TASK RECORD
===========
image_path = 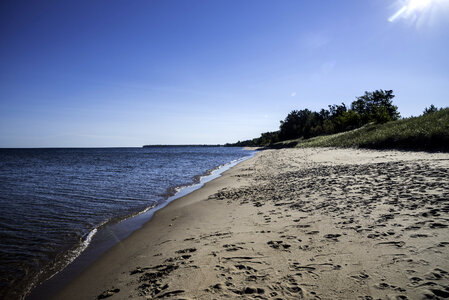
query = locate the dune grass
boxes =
[287,108,449,151]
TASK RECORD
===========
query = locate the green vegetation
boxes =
[295,108,449,151]
[226,90,448,152]
[143,144,222,147]
[279,89,399,141]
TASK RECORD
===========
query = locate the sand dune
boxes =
[54,148,449,299]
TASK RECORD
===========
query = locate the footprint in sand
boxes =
[373,282,406,292]
[350,271,370,282]
[429,222,448,229]
[130,261,187,298]
[229,286,265,296]
[424,268,449,280]
[175,247,197,254]
[223,244,244,252]
[154,290,185,298]
[418,284,449,299]
[306,230,320,235]
[323,233,342,241]
[376,241,405,248]
[97,288,120,299]
[267,240,291,250]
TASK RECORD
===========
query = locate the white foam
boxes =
[81,228,97,250]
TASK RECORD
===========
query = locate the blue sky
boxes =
[1,0,448,147]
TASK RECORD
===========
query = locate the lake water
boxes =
[0,147,252,299]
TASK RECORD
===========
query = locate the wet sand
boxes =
[53,148,449,299]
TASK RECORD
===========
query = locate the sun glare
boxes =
[388,0,449,26]
[408,0,432,10]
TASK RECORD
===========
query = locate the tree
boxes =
[259,131,280,145]
[328,103,347,119]
[279,109,314,140]
[423,104,439,115]
[229,89,402,147]
[351,90,400,124]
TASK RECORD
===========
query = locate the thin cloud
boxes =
[302,33,330,50]
[321,60,337,74]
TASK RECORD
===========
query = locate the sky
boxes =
[1,0,448,147]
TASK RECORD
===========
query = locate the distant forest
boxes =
[226,89,406,147]
[143,144,222,148]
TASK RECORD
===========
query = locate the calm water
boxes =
[0,147,251,299]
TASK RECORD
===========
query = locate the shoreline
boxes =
[48,148,449,299]
[27,152,255,300]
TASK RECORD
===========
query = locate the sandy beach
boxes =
[53,148,449,300]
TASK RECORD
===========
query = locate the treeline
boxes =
[226,89,401,147]
[143,144,222,148]
[296,107,449,151]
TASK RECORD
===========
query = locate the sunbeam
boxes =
[389,0,449,26]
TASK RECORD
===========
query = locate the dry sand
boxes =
[53,148,449,299]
